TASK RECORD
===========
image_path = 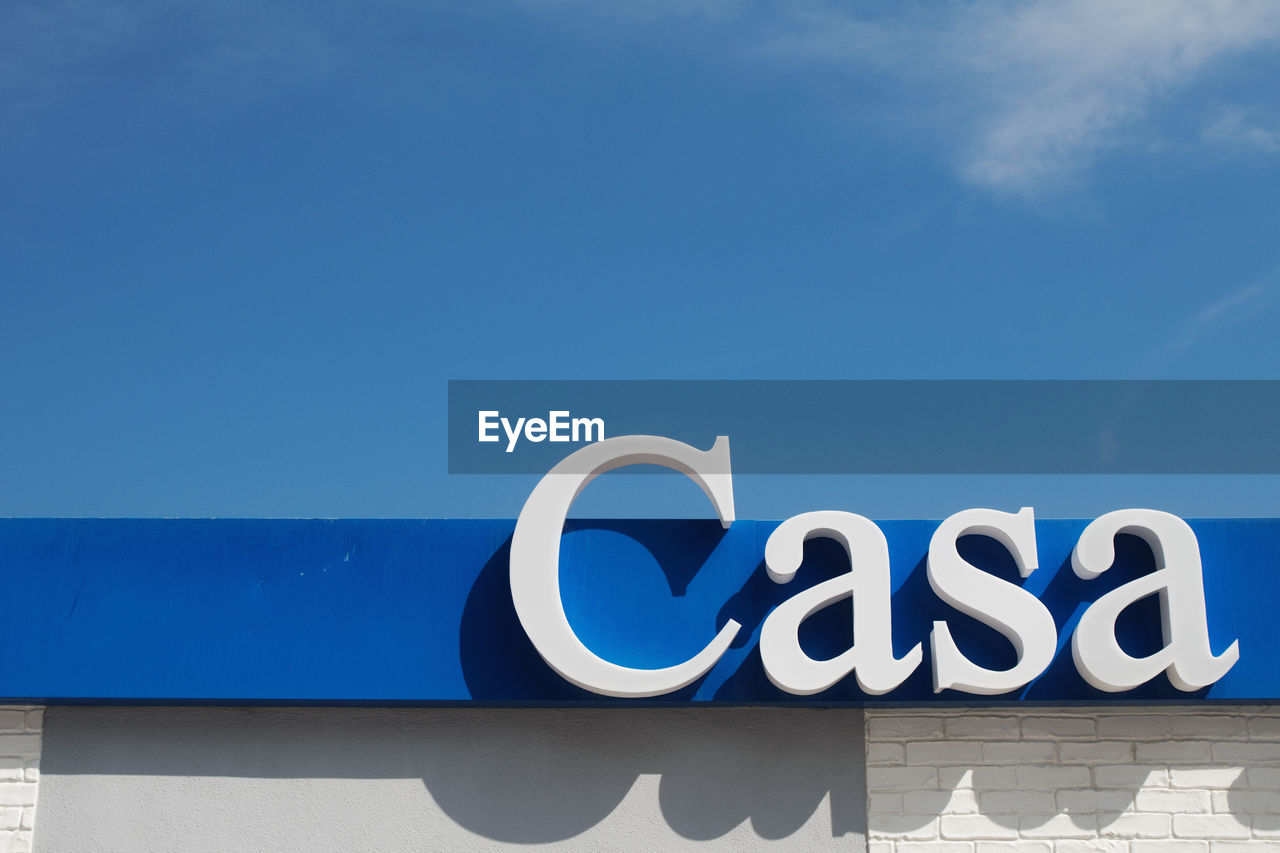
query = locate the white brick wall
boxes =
[0,707,41,853]
[867,707,1280,852]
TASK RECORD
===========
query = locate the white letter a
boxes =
[1071,509,1239,692]
[760,511,921,695]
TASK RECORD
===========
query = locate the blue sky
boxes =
[3,0,1280,519]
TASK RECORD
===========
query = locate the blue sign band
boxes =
[0,518,1270,705]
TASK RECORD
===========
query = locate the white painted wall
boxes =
[25,704,1280,851]
[33,706,866,852]
[0,707,40,853]
[865,706,1280,852]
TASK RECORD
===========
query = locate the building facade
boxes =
[5,705,1280,850]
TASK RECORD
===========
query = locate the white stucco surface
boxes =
[34,706,866,852]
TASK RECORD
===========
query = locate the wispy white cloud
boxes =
[1203,104,1280,153]
[951,0,1280,192]
[5,0,1280,193]
[756,0,1280,194]
[0,1,144,109]
[1143,266,1280,371]
[757,7,892,66]
[0,0,353,135]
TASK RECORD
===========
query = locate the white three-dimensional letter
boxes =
[928,507,1058,695]
[1071,509,1239,692]
[760,511,922,695]
[510,435,738,697]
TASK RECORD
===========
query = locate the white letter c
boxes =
[509,435,739,698]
